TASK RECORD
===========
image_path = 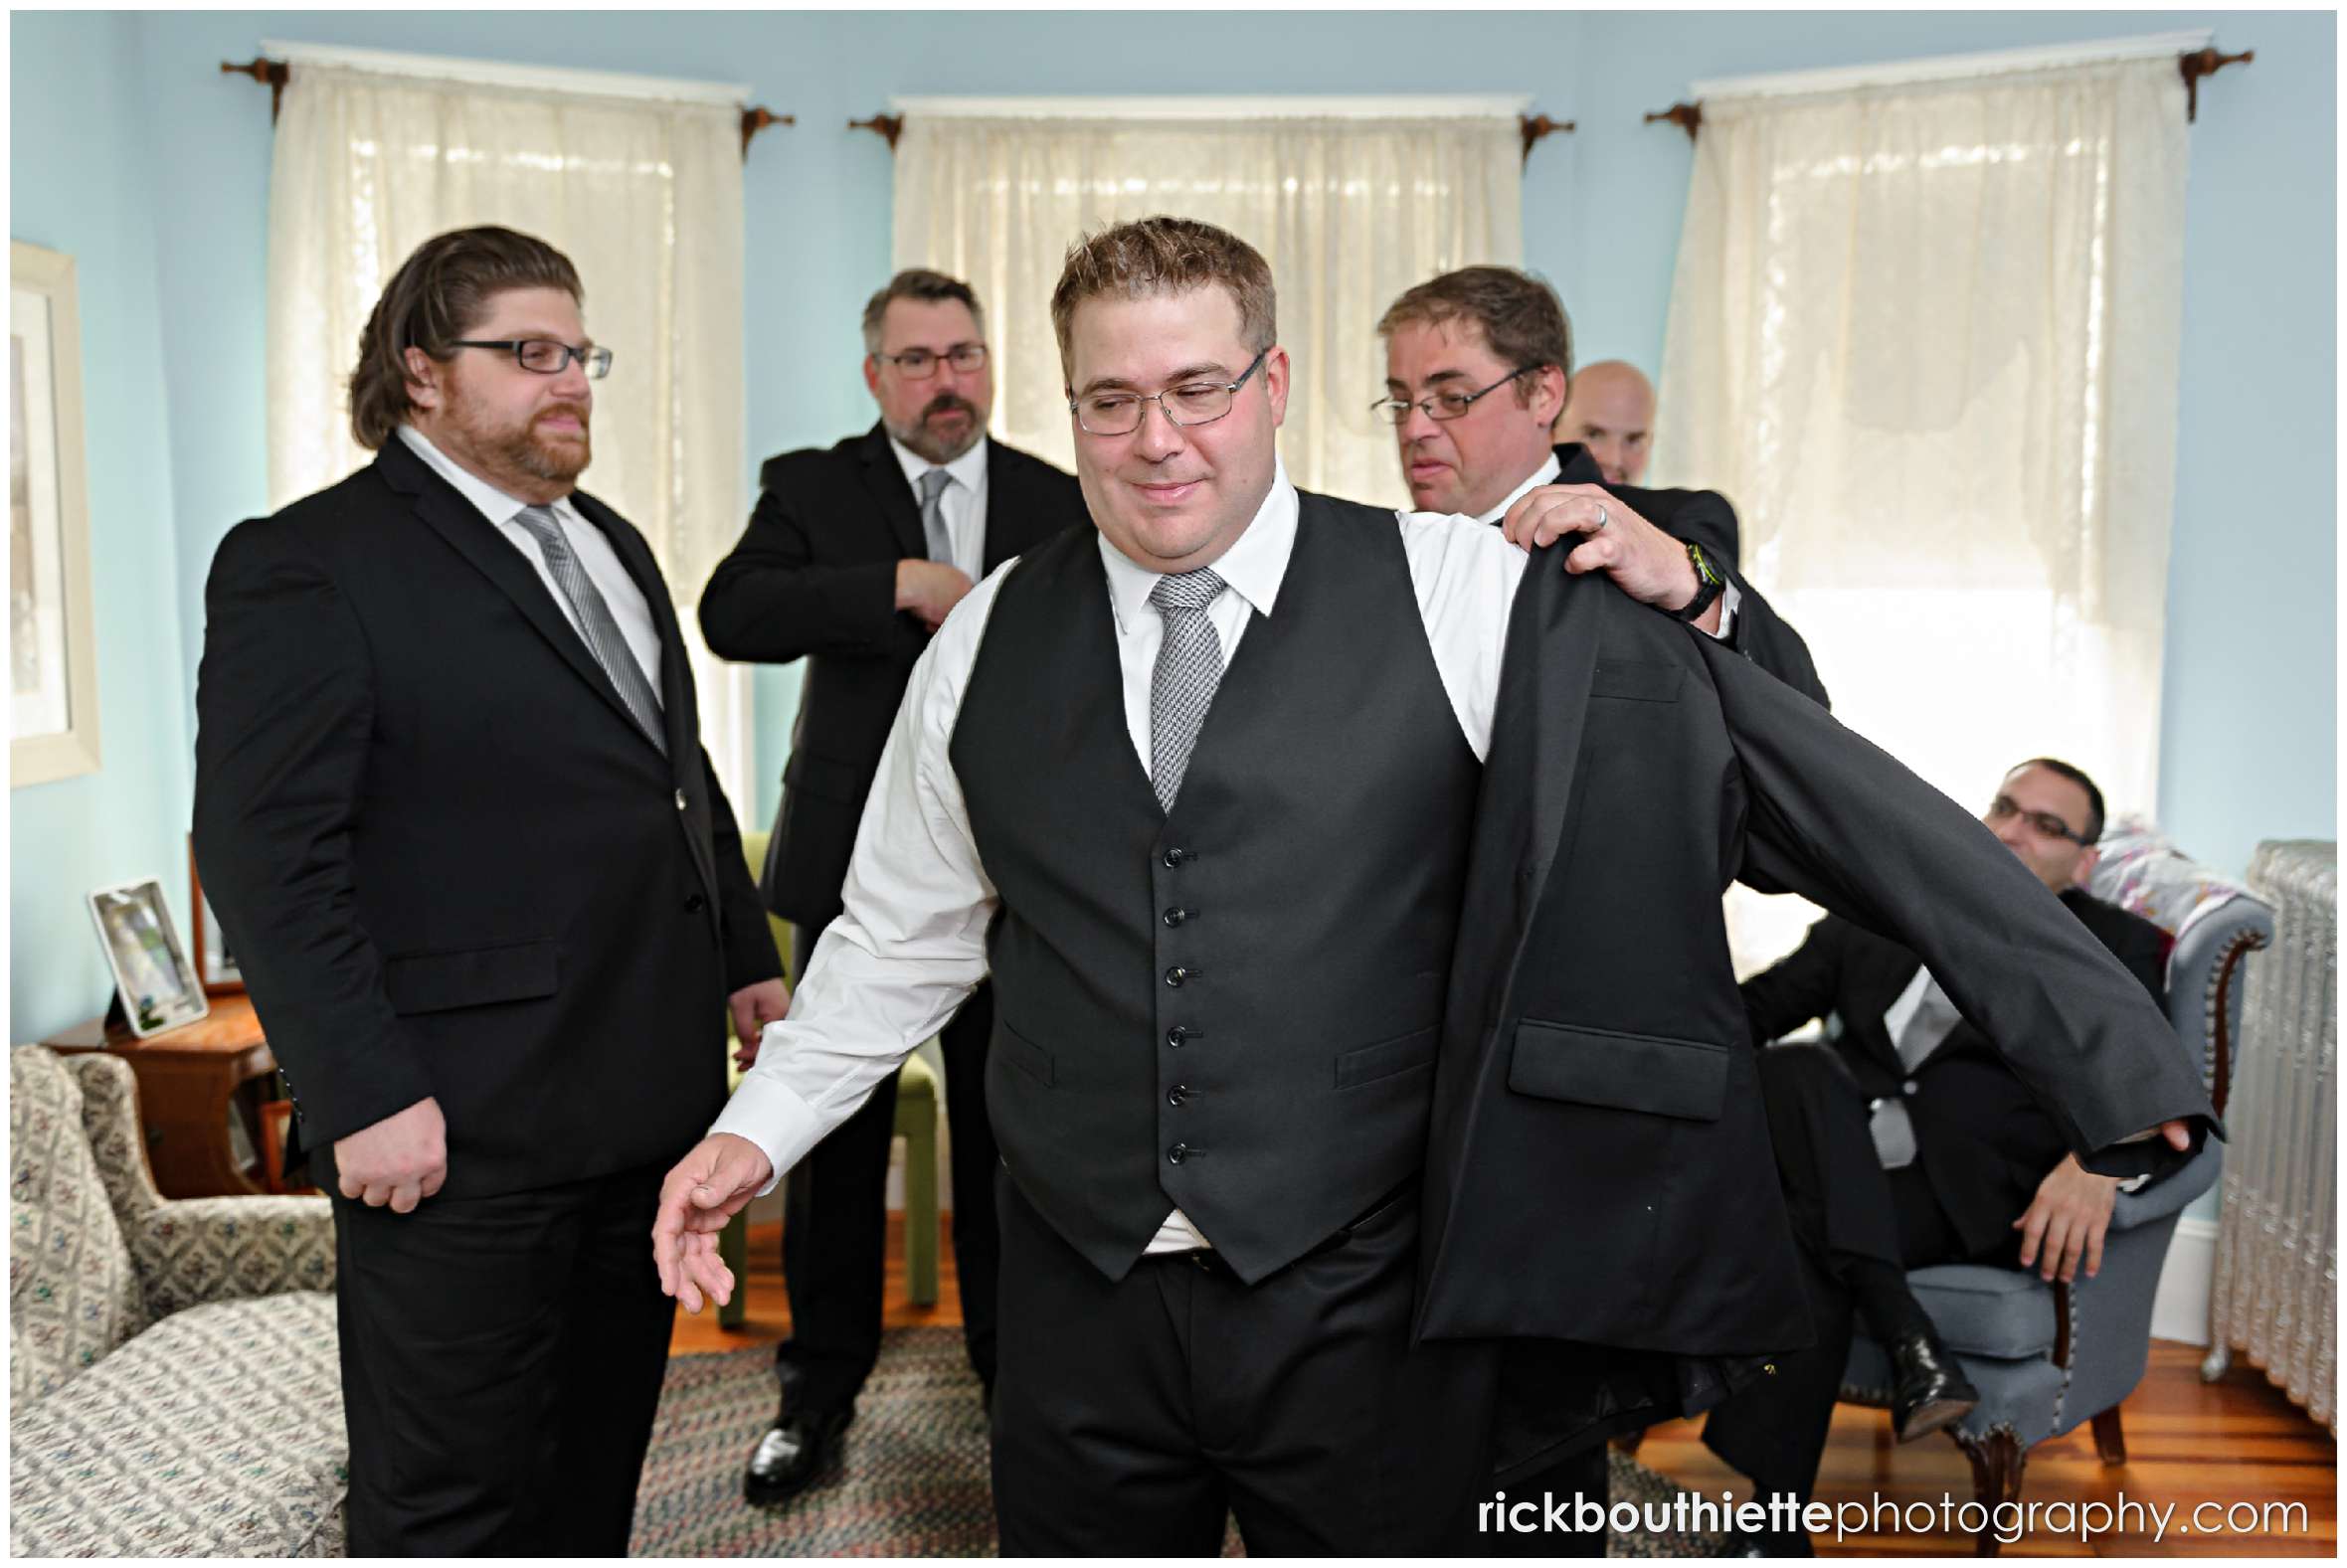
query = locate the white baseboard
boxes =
[2151,1217,2219,1345]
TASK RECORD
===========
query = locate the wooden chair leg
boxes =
[717,1208,749,1330]
[2090,1406,2127,1466]
[1950,1426,2028,1557]
[1610,1428,1649,1457]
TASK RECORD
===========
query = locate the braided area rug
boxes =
[630,1329,1722,1556]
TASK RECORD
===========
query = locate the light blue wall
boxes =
[8,13,195,1041]
[11,12,2333,1040]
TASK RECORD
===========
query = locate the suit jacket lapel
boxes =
[1495,545,1603,987]
[982,442,1025,575]
[858,423,928,561]
[380,442,666,762]
[567,489,697,769]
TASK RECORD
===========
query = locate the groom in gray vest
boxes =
[647,216,1739,1551]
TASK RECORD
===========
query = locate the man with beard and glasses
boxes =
[192,226,785,1553]
[698,268,1087,1503]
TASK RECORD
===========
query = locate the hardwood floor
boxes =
[670,1219,2336,1556]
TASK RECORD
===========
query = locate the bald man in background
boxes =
[1555,359,1656,487]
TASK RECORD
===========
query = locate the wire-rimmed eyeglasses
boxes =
[1070,348,1272,436]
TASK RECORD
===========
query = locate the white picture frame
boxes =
[86,877,210,1039]
[11,241,101,787]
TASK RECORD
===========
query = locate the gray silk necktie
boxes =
[1871,973,1961,1169]
[1148,568,1228,812]
[917,467,956,569]
[511,504,667,756]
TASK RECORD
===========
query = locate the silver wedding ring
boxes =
[1593,503,1610,530]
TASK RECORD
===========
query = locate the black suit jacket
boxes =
[1742,893,2171,1258]
[1413,541,2215,1475]
[192,436,781,1199]
[1547,441,1830,708]
[699,424,1087,927]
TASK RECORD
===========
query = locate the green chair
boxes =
[717,832,939,1329]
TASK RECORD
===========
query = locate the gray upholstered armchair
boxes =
[1837,821,2273,1554]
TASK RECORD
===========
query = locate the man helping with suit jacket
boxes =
[1376,265,1829,709]
[698,269,1089,1503]
[652,216,2209,1555]
[193,227,786,1554]
[1699,757,2172,1552]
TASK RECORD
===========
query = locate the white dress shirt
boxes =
[888,433,992,578]
[714,458,1717,1252]
[396,424,663,693]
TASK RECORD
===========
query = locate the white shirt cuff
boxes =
[710,1065,830,1198]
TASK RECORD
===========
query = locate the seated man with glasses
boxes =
[698,266,1088,1506]
[1701,756,2171,1552]
[1375,265,1828,707]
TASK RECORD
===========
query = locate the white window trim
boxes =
[258,39,745,106]
[889,93,1532,121]
[1692,29,2213,101]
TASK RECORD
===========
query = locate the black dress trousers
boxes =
[989,1169,1501,1556]
[331,1163,675,1555]
[777,918,1002,1416]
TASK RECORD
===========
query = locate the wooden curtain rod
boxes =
[220,57,792,158]
[850,109,1573,160]
[1647,43,2253,141]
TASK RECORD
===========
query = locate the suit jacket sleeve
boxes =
[1693,633,2216,1182]
[705,746,785,991]
[698,461,925,664]
[1737,917,1848,1044]
[191,519,436,1145]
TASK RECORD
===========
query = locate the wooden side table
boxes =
[42,994,276,1198]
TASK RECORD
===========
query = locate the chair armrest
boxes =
[2111,1138,2221,1232]
[129,1195,336,1321]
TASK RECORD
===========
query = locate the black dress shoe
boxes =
[742,1405,851,1506]
[1889,1328,1980,1443]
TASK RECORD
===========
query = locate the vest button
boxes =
[1168,1085,1189,1107]
[1167,1142,1189,1164]
[1163,847,1188,868]
[1167,1026,1189,1047]
[1163,906,1188,927]
[684,892,707,914]
[675,788,688,811]
[1164,966,1188,987]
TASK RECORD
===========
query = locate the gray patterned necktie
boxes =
[510,505,667,756]
[1870,973,1961,1169]
[1149,568,1228,812]
[917,467,956,569]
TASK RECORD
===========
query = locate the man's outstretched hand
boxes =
[651,1132,775,1313]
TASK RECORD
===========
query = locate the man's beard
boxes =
[486,404,592,484]
[888,392,983,465]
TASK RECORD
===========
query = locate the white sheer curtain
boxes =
[1657,56,2190,973]
[266,57,754,800]
[893,100,1525,508]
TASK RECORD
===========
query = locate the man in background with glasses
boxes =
[1376,264,1828,707]
[1705,756,2172,1552]
[654,218,2206,1554]
[193,225,785,1553]
[698,268,1087,1505]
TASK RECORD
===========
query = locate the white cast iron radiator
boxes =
[2203,839,2337,1431]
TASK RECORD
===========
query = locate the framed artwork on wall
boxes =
[11,240,100,788]
[86,877,210,1038]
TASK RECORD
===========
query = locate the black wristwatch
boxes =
[1669,540,1725,623]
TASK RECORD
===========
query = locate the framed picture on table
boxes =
[187,838,244,994]
[85,876,209,1039]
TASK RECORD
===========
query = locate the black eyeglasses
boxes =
[1987,795,2092,845]
[875,343,990,379]
[1070,347,1271,436]
[1371,365,1541,427]
[451,339,614,379]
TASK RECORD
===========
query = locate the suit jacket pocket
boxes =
[1508,1020,1727,1121]
[997,1019,1055,1087]
[1591,658,1684,704]
[1335,1024,1439,1090]
[384,939,561,1016]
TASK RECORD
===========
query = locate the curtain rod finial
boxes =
[741,105,795,159]
[1520,112,1575,165]
[2179,45,2254,122]
[1643,101,1703,142]
[221,57,289,122]
[849,112,905,152]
